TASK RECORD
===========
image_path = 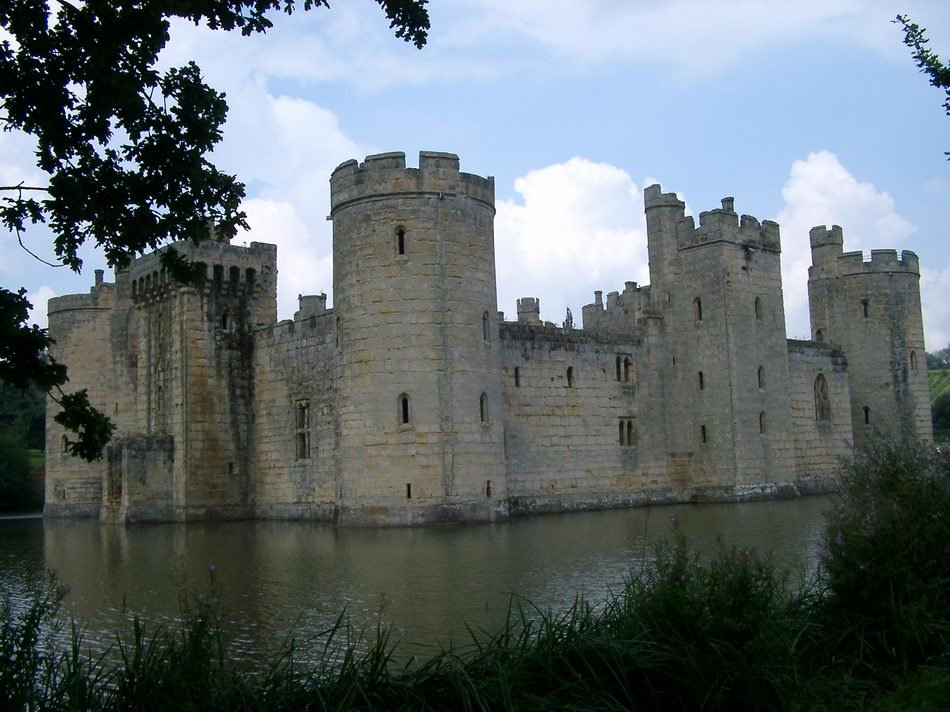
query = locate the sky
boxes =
[4,0,950,349]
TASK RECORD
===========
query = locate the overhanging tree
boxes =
[895,14,950,159]
[0,0,429,460]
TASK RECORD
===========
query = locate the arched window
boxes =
[131,280,137,298]
[482,311,490,341]
[616,356,622,382]
[480,392,488,423]
[221,310,229,331]
[863,406,870,425]
[229,266,240,284]
[618,420,626,446]
[814,374,831,422]
[213,265,224,282]
[514,367,521,387]
[399,394,411,426]
[626,419,634,446]
[245,268,256,288]
[754,297,762,321]
[861,299,869,319]
[61,434,69,455]
[694,297,703,321]
[396,226,407,256]
[815,329,824,342]
[759,411,766,434]
[567,366,574,388]
[910,351,917,371]
[757,366,765,389]
[623,357,633,383]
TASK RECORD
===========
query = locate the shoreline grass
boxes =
[3,438,949,710]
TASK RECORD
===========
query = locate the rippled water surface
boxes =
[0,497,831,662]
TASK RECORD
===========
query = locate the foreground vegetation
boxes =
[2,439,950,710]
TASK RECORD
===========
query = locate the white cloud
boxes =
[243,198,332,319]
[449,0,948,77]
[494,157,650,324]
[27,285,57,329]
[775,150,917,337]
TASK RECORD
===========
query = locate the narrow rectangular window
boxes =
[295,399,311,459]
[698,371,704,390]
[406,482,412,499]
[701,425,707,444]
[514,367,521,387]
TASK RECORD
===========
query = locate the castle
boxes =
[44,151,934,525]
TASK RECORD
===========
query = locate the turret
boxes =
[807,228,931,447]
[330,151,506,524]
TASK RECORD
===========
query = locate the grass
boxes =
[930,368,950,402]
[2,438,949,710]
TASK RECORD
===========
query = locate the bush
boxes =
[819,439,950,667]
[0,430,38,512]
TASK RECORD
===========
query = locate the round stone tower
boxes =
[330,151,507,524]
[808,226,932,448]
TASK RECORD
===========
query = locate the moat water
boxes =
[1,497,832,664]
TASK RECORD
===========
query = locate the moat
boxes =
[1,496,830,663]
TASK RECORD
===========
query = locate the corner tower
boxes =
[808,227,932,447]
[330,151,507,524]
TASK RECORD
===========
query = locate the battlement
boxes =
[644,184,686,215]
[294,293,328,321]
[675,197,780,253]
[329,151,495,214]
[581,281,652,332]
[126,240,277,303]
[835,249,920,277]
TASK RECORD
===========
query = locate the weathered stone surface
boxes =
[44,155,933,526]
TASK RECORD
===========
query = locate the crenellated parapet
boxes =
[581,282,653,332]
[808,224,919,278]
[675,198,781,254]
[330,151,495,214]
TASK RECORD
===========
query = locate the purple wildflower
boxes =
[209,564,217,574]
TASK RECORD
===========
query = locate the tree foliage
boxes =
[927,346,950,371]
[0,0,429,460]
[895,14,950,159]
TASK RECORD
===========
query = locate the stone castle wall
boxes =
[44,151,934,526]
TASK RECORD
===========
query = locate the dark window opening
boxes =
[228,462,234,475]
[213,265,224,283]
[396,227,406,255]
[623,357,633,383]
[618,420,626,446]
[514,367,521,387]
[229,266,241,284]
[698,371,704,390]
[221,311,229,331]
[672,355,676,366]
[406,483,412,499]
[861,299,869,319]
[815,329,824,342]
[567,366,574,388]
[486,480,492,497]
[754,297,762,320]
[694,297,703,321]
[910,351,917,371]
[757,366,764,389]
[616,356,622,381]
[627,420,634,446]
[245,268,256,288]
[815,374,831,422]
[701,425,707,444]
[863,406,870,425]
[400,394,411,426]
[759,411,766,435]
[482,311,490,341]
[295,400,311,459]
[61,434,69,455]
[480,392,488,423]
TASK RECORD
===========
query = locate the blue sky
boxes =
[3,0,950,348]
